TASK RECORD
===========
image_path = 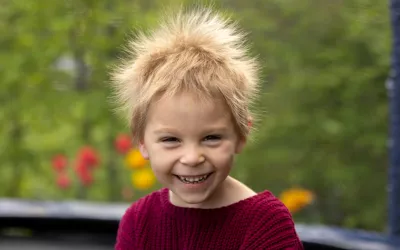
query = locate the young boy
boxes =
[111,7,303,250]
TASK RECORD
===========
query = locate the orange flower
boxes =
[125,149,148,169]
[131,168,156,190]
[279,188,314,213]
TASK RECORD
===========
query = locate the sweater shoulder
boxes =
[123,188,164,219]
[240,190,304,249]
[248,190,292,219]
[118,188,164,233]
[246,190,296,230]
[115,189,164,250]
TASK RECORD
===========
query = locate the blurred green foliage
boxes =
[0,0,390,232]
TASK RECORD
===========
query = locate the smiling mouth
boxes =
[174,173,213,184]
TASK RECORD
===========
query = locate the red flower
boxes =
[115,134,132,154]
[56,173,70,189]
[75,161,93,186]
[77,146,99,168]
[52,154,68,172]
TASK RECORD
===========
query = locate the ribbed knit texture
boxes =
[115,188,304,249]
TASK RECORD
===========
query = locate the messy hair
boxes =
[110,7,260,145]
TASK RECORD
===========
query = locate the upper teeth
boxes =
[178,174,209,183]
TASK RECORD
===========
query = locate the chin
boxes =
[172,188,215,208]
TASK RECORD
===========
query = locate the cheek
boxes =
[147,155,171,182]
[147,147,176,171]
[208,143,236,168]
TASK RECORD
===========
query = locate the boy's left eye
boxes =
[203,135,221,141]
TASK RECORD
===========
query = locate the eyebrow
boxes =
[153,127,180,135]
[203,127,229,134]
[153,126,229,135]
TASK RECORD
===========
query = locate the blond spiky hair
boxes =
[110,7,260,145]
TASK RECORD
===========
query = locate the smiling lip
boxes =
[175,173,212,178]
[174,172,214,185]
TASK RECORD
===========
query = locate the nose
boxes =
[179,145,205,166]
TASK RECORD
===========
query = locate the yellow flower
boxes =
[279,188,314,214]
[125,149,148,169]
[131,168,156,190]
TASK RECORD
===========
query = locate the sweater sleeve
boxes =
[115,204,136,250]
[240,199,304,250]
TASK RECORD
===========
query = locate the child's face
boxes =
[139,91,246,208]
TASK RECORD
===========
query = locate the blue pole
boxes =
[389,0,400,238]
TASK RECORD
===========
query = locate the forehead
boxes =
[146,91,233,129]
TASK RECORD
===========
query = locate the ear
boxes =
[235,136,247,154]
[138,140,149,160]
[247,116,253,129]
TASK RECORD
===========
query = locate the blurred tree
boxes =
[0,0,391,232]
[225,0,390,231]
[0,0,173,201]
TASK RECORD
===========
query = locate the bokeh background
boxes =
[0,0,390,233]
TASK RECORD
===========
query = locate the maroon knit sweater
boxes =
[115,188,304,249]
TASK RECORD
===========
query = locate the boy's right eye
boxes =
[160,137,179,143]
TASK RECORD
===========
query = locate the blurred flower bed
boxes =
[51,133,156,201]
